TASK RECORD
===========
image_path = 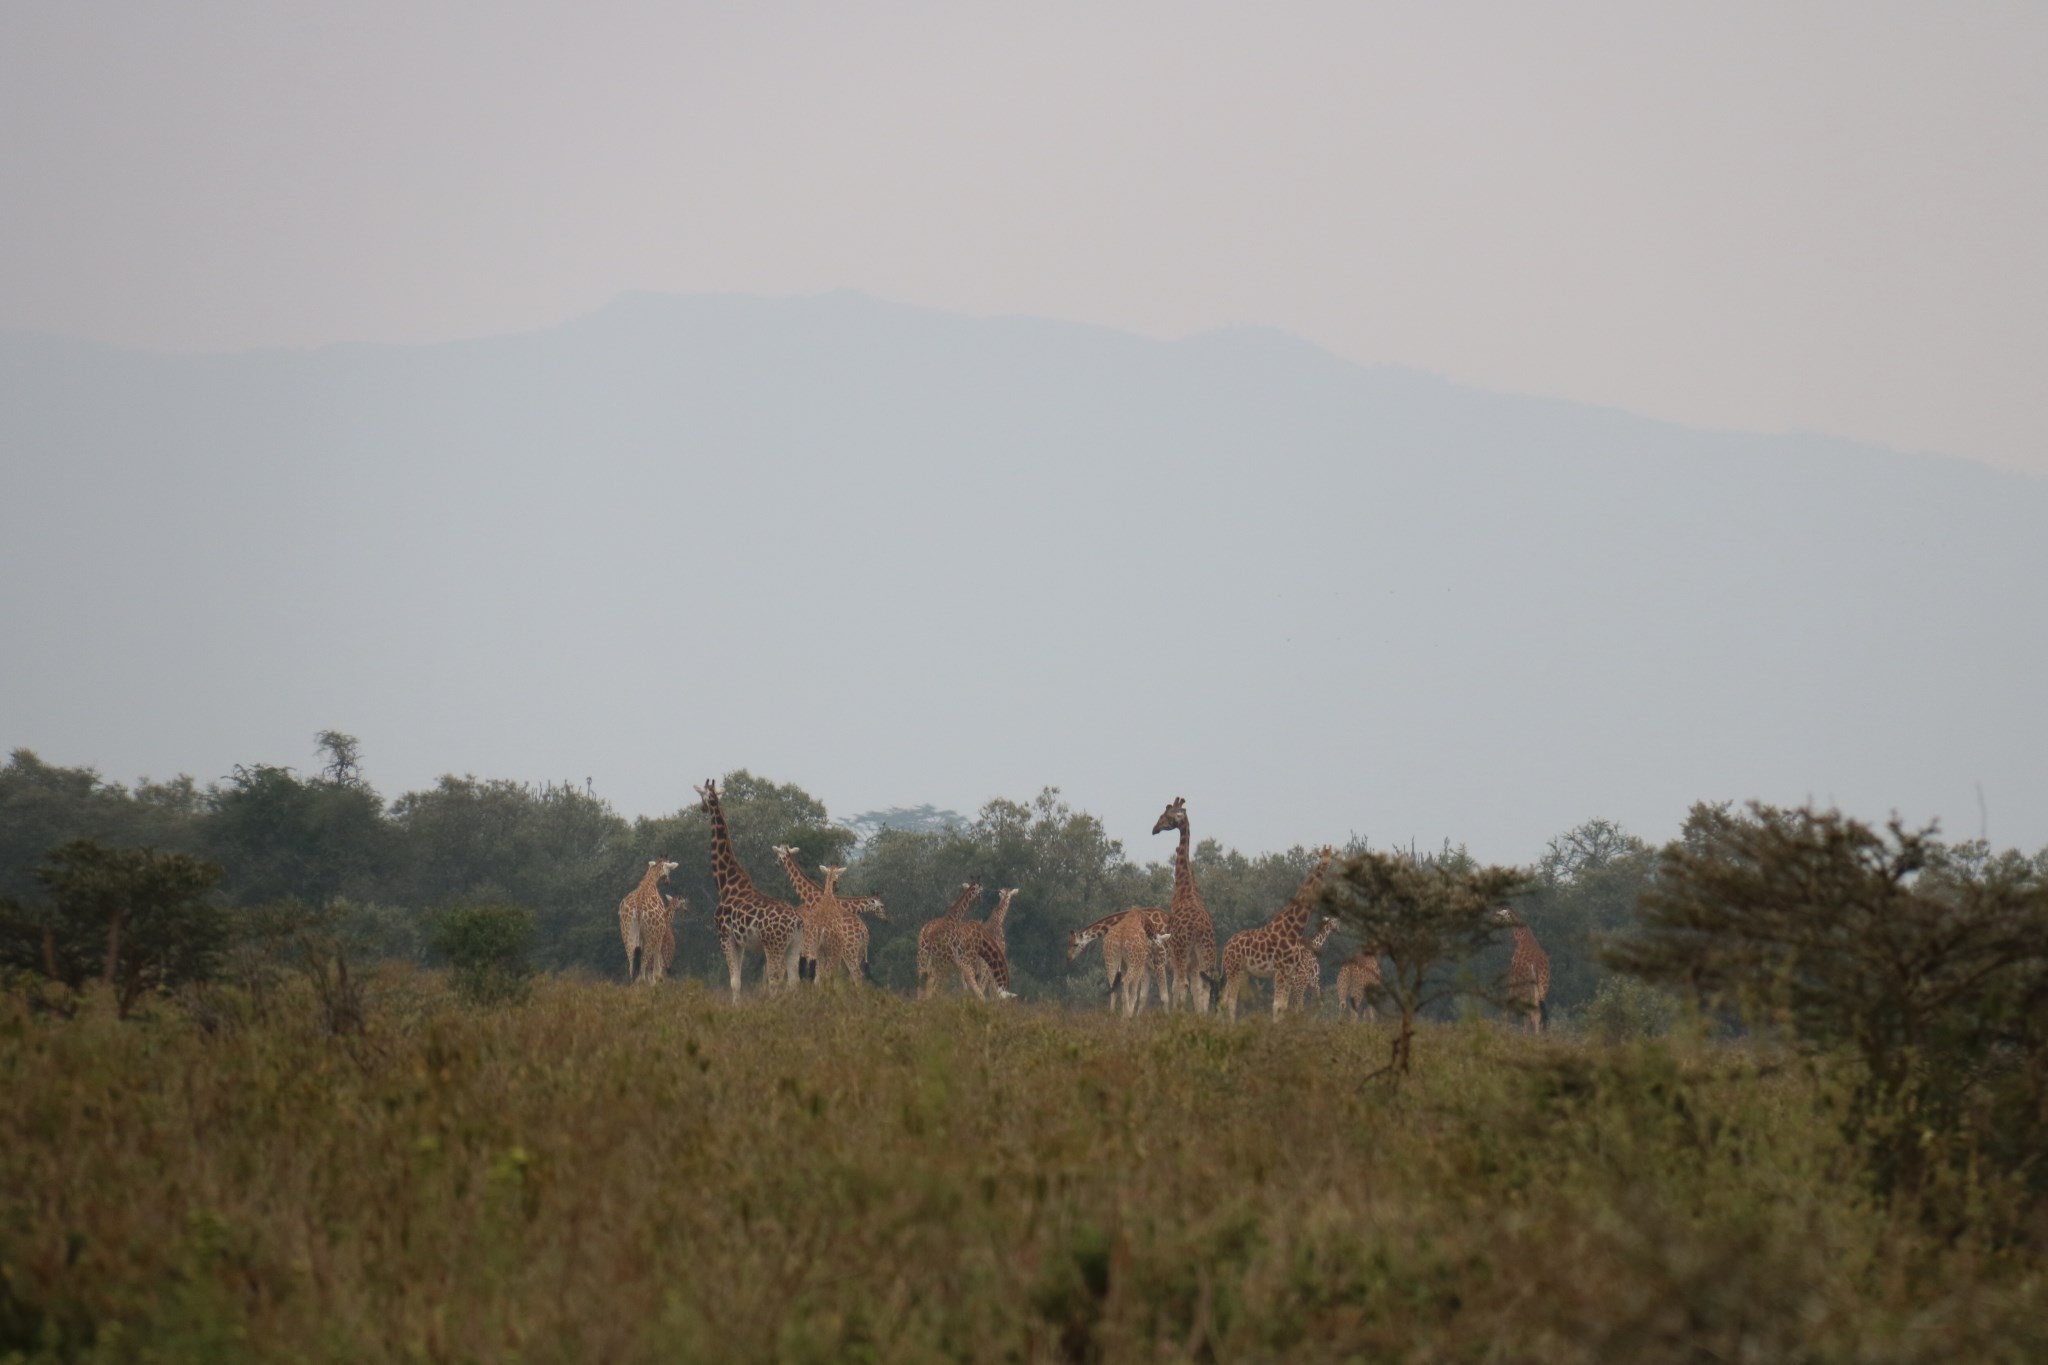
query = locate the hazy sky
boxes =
[3,2,2043,474]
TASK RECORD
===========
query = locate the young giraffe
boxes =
[1496,904,1552,1033]
[1336,945,1384,1021]
[1067,908,1172,1016]
[652,893,683,982]
[617,858,678,984]
[694,779,804,999]
[1277,916,1340,1013]
[817,865,889,981]
[957,888,1018,999]
[917,880,983,999]
[1152,797,1220,1011]
[1217,845,1337,1021]
[770,845,833,982]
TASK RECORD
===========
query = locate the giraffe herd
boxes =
[621,786,1553,1029]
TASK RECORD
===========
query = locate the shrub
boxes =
[1579,975,1677,1044]
[428,902,536,1005]
[1607,801,2048,1217]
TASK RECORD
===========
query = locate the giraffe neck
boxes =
[705,794,756,901]
[942,883,980,919]
[1074,909,1128,941]
[1309,919,1337,953]
[1513,924,1539,954]
[632,863,664,902]
[1275,850,1334,937]
[777,850,823,905]
[1171,822,1202,913]
[987,890,1015,933]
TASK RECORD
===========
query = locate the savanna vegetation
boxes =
[5,736,2048,1361]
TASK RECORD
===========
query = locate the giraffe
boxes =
[652,893,683,982]
[1496,904,1551,1033]
[1153,797,1220,1011]
[917,880,983,999]
[1336,945,1384,1021]
[771,844,834,981]
[1066,908,1171,1016]
[771,846,884,982]
[694,779,804,999]
[617,858,678,984]
[1277,916,1340,1013]
[1217,845,1336,1021]
[957,888,1018,999]
[955,927,1015,1000]
[817,864,889,981]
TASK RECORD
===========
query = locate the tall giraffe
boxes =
[1496,905,1551,1033]
[917,880,983,999]
[1336,944,1384,1021]
[816,865,889,981]
[1277,916,1340,1013]
[1217,845,1336,1021]
[1152,797,1220,1011]
[957,888,1017,999]
[617,858,678,984]
[1067,907,1172,1016]
[694,779,804,999]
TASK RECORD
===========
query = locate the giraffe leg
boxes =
[721,936,745,1001]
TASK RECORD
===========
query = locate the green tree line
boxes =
[0,736,1646,1013]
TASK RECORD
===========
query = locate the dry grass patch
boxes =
[3,974,2044,1362]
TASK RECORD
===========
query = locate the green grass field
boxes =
[4,974,2043,1363]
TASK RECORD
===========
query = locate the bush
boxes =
[1579,975,1677,1044]
[428,902,536,1005]
[1607,801,2048,1220]
[0,839,227,1017]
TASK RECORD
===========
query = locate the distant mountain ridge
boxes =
[4,290,2043,859]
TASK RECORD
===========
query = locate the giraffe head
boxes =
[650,857,679,885]
[1066,922,1103,962]
[1152,797,1188,837]
[823,867,890,920]
[1493,903,1522,927]
[662,893,686,914]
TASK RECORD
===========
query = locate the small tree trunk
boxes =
[102,907,126,988]
[1393,1004,1416,1074]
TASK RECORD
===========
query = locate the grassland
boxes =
[4,974,2044,1363]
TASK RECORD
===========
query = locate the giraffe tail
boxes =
[1105,970,1123,998]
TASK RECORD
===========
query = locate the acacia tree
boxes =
[1606,802,2048,1206]
[1318,848,1527,1075]
[0,839,227,1017]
